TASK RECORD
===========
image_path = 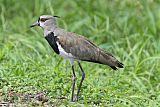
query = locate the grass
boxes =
[0,0,160,106]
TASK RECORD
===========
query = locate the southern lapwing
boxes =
[30,15,124,102]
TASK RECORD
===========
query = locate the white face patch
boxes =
[39,21,45,28]
[39,16,49,28]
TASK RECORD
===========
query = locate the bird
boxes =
[30,15,124,102]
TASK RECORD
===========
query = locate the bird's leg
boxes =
[76,62,85,101]
[71,65,76,102]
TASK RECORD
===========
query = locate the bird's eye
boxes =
[40,18,48,22]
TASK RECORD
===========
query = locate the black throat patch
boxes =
[45,32,60,54]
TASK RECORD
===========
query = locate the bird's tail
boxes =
[98,49,124,70]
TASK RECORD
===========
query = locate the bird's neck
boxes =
[44,25,57,37]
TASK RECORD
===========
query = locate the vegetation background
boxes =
[0,0,160,106]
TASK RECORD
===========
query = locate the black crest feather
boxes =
[53,16,60,18]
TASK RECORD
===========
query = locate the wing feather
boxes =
[57,32,99,61]
[55,30,123,70]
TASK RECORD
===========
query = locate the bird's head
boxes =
[30,15,60,29]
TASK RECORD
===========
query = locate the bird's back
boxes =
[54,28,123,70]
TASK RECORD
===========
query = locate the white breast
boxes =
[56,42,75,64]
[56,42,72,58]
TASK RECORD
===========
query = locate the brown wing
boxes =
[57,31,123,70]
[57,32,99,61]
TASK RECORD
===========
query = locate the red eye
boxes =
[40,18,47,22]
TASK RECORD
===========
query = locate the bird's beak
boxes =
[30,21,40,27]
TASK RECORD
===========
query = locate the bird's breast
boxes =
[56,41,75,59]
[45,32,59,54]
[45,32,74,59]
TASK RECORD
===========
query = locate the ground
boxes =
[0,0,160,106]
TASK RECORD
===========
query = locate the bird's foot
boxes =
[71,96,78,102]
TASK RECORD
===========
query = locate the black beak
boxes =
[30,21,40,27]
